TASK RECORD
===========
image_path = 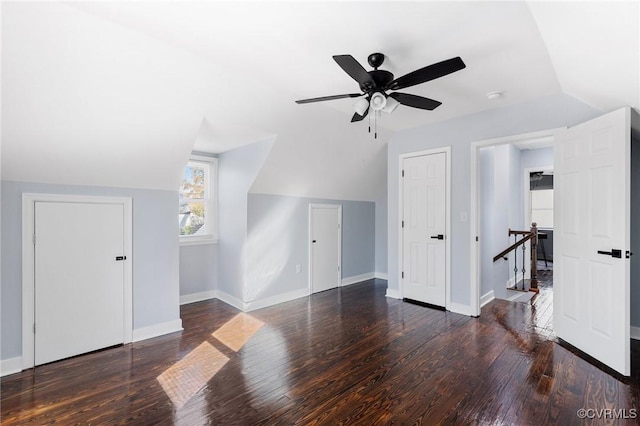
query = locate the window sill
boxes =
[179,236,219,247]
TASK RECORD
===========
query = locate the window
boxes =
[179,155,217,244]
[530,189,553,228]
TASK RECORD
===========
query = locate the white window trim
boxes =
[180,155,218,246]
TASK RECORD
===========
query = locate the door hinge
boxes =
[401,271,404,279]
[33,234,36,245]
[402,170,405,177]
[338,265,340,271]
[402,220,404,228]
[476,236,479,242]
[33,323,36,333]
[627,250,634,259]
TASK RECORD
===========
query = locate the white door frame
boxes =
[470,128,563,316]
[398,147,451,309]
[308,203,342,294]
[22,193,133,369]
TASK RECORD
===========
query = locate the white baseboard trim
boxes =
[385,288,401,299]
[213,290,246,311]
[1,357,23,377]
[631,326,640,341]
[506,276,516,289]
[447,302,475,317]
[180,290,217,305]
[375,272,388,280]
[133,319,183,343]
[480,290,495,308]
[341,272,376,286]
[246,288,310,312]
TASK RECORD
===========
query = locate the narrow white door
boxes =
[310,205,341,293]
[35,201,126,365]
[402,152,447,306]
[554,107,630,376]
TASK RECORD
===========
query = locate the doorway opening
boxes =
[471,128,560,315]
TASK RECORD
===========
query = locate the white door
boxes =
[402,152,447,306]
[554,107,630,376]
[310,204,341,293]
[35,201,126,365]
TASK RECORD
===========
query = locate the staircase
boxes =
[493,223,539,293]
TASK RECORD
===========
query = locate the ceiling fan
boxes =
[295,53,466,124]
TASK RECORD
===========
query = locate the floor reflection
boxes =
[158,313,264,410]
[157,342,229,409]
[212,313,265,352]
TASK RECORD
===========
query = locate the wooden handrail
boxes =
[492,223,539,293]
[493,233,534,262]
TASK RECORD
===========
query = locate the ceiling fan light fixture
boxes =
[353,97,369,116]
[382,96,400,114]
[370,92,387,111]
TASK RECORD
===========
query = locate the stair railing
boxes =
[493,222,539,293]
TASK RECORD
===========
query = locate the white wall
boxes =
[217,138,274,301]
[386,93,600,311]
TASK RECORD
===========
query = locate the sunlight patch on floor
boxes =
[212,313,265,352]
[157,342,229,409]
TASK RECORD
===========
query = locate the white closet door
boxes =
[35,201,126,365]
[402,152,447,307]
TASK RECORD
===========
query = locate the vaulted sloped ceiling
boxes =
[1,1,638,199]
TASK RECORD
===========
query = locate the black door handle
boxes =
[115,256,127,261]
[430,234,444,240]
[597,249,622,258]
[312,240,317,243]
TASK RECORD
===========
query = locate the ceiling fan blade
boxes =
[333,55,374,87]
[389,92,442,110]
[388,57,466,90]
[351,108,369,122]
[295,93,362,104]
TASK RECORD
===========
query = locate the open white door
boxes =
[554,107,630,376]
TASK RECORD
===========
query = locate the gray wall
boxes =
[246,194,375,302]
[521,147,554,171]
[218,138,274,300]
[479,147,495,298]
[375,193,388,275]
[479,145,524,299]
[1,181,180,360]
[387,93,600,308]
[179,244,217,297]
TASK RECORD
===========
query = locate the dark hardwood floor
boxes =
[2,276,640,425]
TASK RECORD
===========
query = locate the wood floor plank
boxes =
[2,277,639,425]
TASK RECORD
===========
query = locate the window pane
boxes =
[179,201,206,236]
[180,163,208,201]
[531,189,553,209]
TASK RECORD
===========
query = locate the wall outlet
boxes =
[296,264,301,274]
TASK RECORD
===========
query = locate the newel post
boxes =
[530,222,539,293]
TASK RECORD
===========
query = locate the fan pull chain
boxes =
[374,110,378,139]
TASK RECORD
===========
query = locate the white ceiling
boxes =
[2,1,638,200]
